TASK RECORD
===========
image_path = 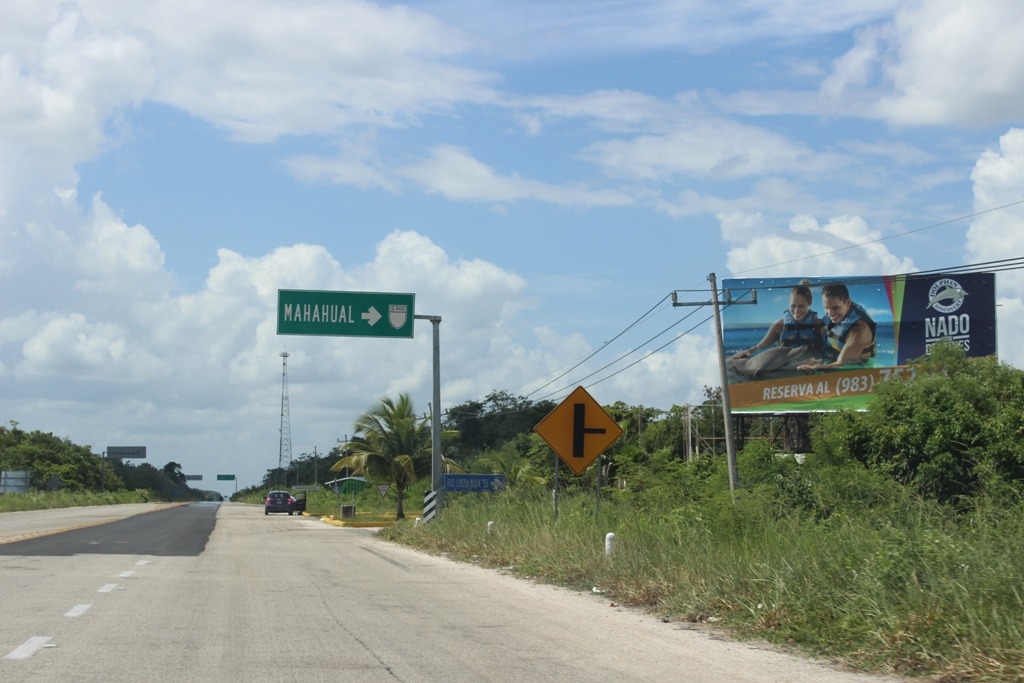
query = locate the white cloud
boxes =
[424,0,899,58]
[583,118,838,181]
[0,225,582,485]
[966,129,1024,293]
[400,145,635,207]
[133,0,497,142]
[0,7,155,239]
[964,128,1024,367]
[3,0,1021,489]
[285,152,398,192]
[822,0,1024,126]
[723,212,915,278]
[1,0,499,160]
[0,6,154,157]
[18,313,169,381]
[525,89,677,133]
[74,196,169,295]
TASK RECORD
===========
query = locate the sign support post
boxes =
[534,386,623,521]
[415,315,443,496]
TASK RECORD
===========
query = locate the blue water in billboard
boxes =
[724,322,897,368]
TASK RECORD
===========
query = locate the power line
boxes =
[516,256,1024,412]
[523,292,672,399]
[484,202,1024,417]
[532,305,710,403]
[584,312,716,392]
[732,199,1024,277]
[705,256,1024,295]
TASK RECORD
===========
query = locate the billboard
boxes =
[722,273,996,413]
[0,471,31,493]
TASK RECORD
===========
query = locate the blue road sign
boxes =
[440,473,506,493]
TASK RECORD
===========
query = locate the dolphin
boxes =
[729,346,814,379]
[927,286,968,309]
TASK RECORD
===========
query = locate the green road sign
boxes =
[216,474,235,481]
[106,446,146,459]
[277,289,415,338]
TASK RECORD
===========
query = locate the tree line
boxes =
[19,339,1022,513]
[258,340,1024,518]
[0,421,214,501]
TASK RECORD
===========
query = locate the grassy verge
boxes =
[379,487,1024,682]
[0,489,160,512]
[238,485,422,522]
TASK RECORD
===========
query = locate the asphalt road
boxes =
[0,503,908,682]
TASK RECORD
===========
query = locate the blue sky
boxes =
[3,0,1024,495]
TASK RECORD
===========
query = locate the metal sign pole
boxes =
[415,315,443,494]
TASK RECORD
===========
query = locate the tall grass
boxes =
[0,489,158,512]
[381,485,1024,681]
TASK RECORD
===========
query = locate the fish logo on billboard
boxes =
[388,304,408,330]
[926,278,968,314]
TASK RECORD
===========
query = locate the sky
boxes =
[3,0,1024,496]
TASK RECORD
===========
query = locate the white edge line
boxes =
[5,636,53,660]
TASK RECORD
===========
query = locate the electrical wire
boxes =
[569,312,716,394]
[732,199,1024,277]
[531,305,708,403]
[700,256,1024,294]
[522,292,672,399]
[463,201,1024,419]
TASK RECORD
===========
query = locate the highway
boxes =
[0,503,905,682]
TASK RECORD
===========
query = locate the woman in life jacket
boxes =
[798,282,876,373]
[729,280,824,378]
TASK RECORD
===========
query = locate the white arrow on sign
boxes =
[362,306,382,326]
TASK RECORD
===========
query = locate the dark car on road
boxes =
[264,490,296,515]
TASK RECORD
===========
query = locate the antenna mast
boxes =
[278,351,292,487]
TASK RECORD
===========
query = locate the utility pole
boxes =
[672,274,756,496]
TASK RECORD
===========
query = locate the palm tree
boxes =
[478,444,547,489]
[330,393,432,519]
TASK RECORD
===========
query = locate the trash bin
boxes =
[340,505,356,519]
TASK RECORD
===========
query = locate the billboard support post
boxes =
[672,274,757,498]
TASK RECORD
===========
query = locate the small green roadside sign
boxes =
[216,474,235,481]
[277,290,415,339]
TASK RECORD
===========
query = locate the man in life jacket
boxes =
[797,282,876,372]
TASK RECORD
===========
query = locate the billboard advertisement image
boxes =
[721,273,997,413]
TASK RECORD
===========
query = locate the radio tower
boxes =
[278,351,293,487]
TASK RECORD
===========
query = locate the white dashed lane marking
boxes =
[64,604,92,618]
[5,636,52,660]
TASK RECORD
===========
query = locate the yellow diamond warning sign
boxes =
[534,386,623,475]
